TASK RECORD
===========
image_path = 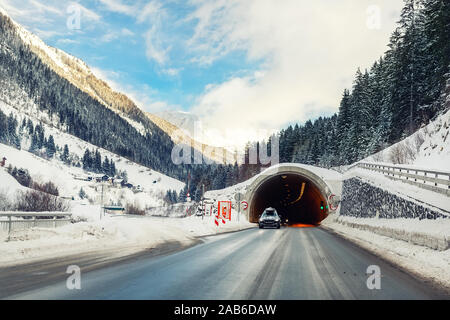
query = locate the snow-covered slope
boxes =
[0,94,184,209]
[363,101,450,171]
[0,167,27,198]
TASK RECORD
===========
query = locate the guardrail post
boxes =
[435,173,438,186]
[7,214,11,242]
[53,216,57,228]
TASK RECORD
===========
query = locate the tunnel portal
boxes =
[246,166,332,225]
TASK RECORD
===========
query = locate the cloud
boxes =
[90,67,179,113]
[162,68,182,76]
[101,28,134,42]
[72,2,102,22]
[33,28,65,39]
[137,1,162,23]
[57,38,79,44]
[145,24,170,65]
[187,0,404,147]
[98,0,136,16]
[29,0,63,16]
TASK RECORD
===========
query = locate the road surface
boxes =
[2,227,446,299]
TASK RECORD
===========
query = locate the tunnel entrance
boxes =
[246,167,331,225]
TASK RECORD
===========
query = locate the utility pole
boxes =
[100,183,104,220]
[201,184,205,220]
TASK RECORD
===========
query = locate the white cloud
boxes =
[145,24,170,65]
[72,2,102,22]
[137,1,162,23]
[30,0,63,16]
[57,38,79,44]
[100,28,134,42]
[121,28,134,36]
[163,68,182,76]
[33,28,65,39]
[90,67,179,113]
[98,0,135,16]
[188,0,404,147]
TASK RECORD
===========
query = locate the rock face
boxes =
[340,178,447,220]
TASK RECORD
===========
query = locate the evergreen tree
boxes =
[82,149,92,170]
[61,144,70,163]
[46,135,56,157]
[79,187,87,200]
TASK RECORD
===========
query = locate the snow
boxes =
[333,215,450,240]
[0,97,184,208]
[0,207,255,267]
[322,215,450,290]
[345,167,450,214]
[364,108,450,172]
[0,168,27,198]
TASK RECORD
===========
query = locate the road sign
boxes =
[241,201,248,211]
[328,194,340,211]
[216,201,231,226]
[234,193,244,201]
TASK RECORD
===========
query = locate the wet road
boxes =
[4,227,446,299]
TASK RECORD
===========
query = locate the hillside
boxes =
[147,112,236,164]
[0,9,185,180]
[3,9,226,167]
[0,97,184,209]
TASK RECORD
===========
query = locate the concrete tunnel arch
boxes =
[245,165,334,225]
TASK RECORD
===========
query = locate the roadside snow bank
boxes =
[0,210,255,267]
[322,215,450,291]
[333,216,450,251]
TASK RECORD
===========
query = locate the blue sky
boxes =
[0,0,404,147]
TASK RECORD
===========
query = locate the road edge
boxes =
[320,224,450,298]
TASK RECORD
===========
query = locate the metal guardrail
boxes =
[0,212,72,240]
[350,162,450,196]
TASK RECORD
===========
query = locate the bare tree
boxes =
[16,190,69,212]
[0,190,15,210]
[389,141,415,164]
[126,201,145,216]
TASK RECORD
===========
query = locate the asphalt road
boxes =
[3,226,447,299]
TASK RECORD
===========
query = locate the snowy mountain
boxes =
[0,9,187,180]
[1,8,228,166]
[149,112,236,164]
[9,10,150,136]
[156,111,200,134]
